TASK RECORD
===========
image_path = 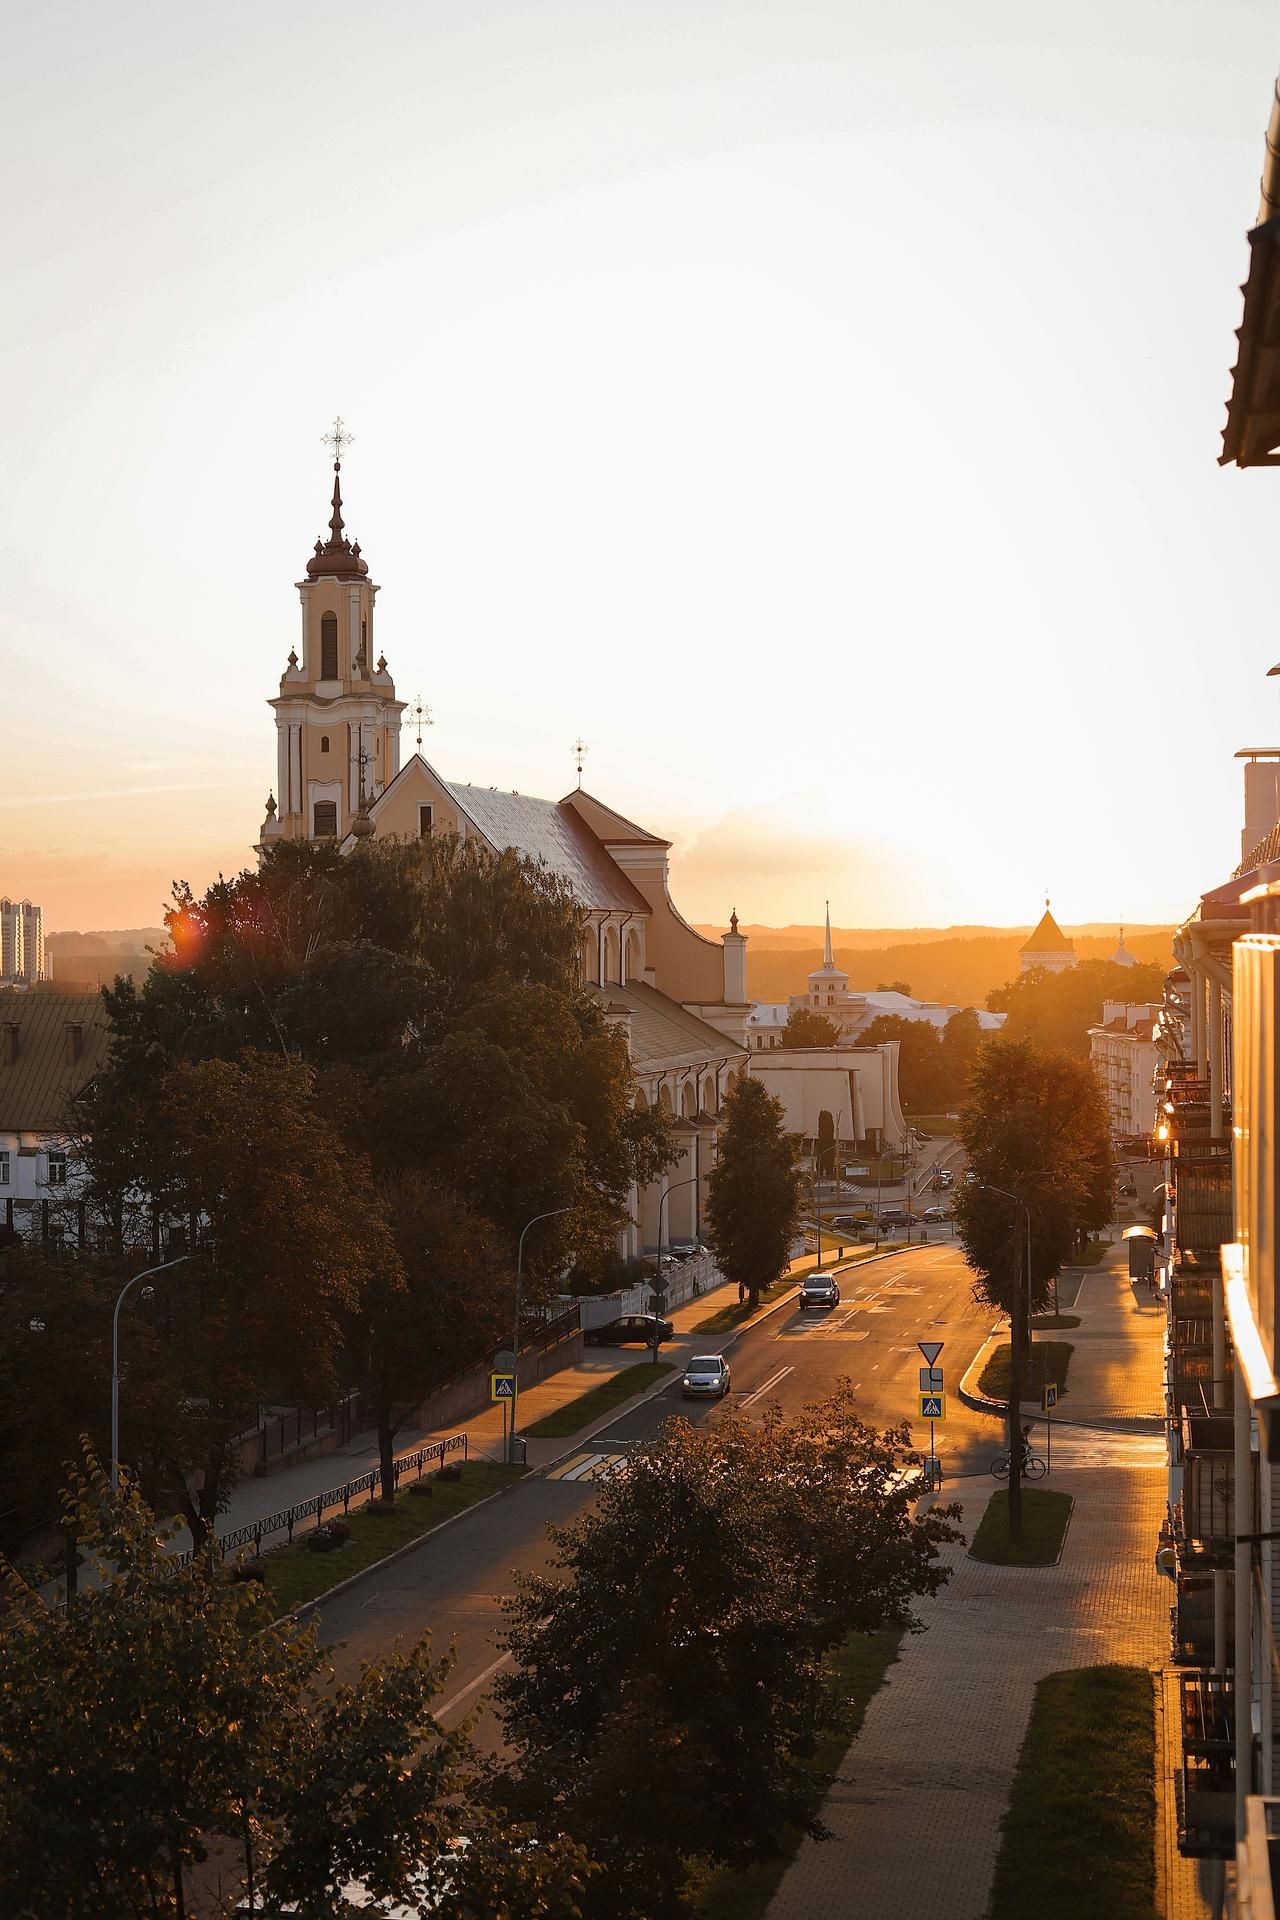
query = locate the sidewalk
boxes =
[765,1241,1210,1920]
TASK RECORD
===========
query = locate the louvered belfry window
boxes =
[313,801,338,837]
[320,613,338,680]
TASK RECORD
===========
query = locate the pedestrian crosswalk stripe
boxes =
[546,1450,630,1483]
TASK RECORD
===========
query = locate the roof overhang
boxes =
[1221,215,1280,466]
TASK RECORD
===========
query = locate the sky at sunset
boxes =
[4,2,1280,933]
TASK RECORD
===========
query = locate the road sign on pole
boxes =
[918,1340,944,1366]
[919,1366,945,1393]
[919,1393,945,1420]
[1042,1383,1058,1412]
[490,1372,516,1402]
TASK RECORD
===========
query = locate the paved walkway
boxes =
[766,1246,1214,1920]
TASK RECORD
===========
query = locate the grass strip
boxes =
[1031,1313,1081,1330]
[691,1627,904,1920]
[979,1339,1075,1404]
[1076,1237,1113,1266]
[523,1363,674,1437]
[261,1460,526,1613]
[969,1487,1073,1567]
[988,1665,1157,1920]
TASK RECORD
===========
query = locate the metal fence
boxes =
[173,1430,469,1567]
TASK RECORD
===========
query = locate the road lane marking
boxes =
[436,1651,512,1721]
[545,1450,631,1483]
[740,1365,794,1407]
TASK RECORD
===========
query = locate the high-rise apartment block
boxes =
[0,899,44,985]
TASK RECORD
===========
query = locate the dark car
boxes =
[878,1209,917,1229]
[583,1312,674,1346]
[798,1272,841,1310]
[921,1206,949,1223]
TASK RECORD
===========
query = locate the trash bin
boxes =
[509,1434,527,1467]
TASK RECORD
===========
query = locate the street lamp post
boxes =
[111,1254,192,1491]
[510,1207,572,1464]
[654,1176,699,1362]
[978,1183,1033,1536]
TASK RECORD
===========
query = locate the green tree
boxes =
[951,1038,1113,1532]
[497,1395,959,1918]
[0,1454,588,1920]
[986,958,1166,1059]
[938,1005,985,1103]
[780,1007,840,1048]
[860,1014,946,1110]
[704,1077,803,1307]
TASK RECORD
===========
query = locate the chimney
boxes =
[65,1022,83,1066]
[2,1022,17,1065]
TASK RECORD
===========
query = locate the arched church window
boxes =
[320,613,338,680]
[320,735,330,753]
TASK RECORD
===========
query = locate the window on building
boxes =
[320,612,338,680]
[46,1150,67,1187]
[313,800,338,837]
[419,804,434,837]
[0,1149,8,1184]
[320,735,330,753]
[361,618,367,648]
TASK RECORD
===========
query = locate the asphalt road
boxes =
[319,1239,1000,1736]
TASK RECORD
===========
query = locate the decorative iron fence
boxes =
[173,1430,468,1567]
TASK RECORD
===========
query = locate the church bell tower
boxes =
[259,421,404,848]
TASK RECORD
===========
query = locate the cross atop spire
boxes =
[573,737,589,787]
[824,899,834,969]
[307,417,368,580]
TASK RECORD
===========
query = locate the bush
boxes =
[306,1519,352,1554]
[408,1479,434,1498]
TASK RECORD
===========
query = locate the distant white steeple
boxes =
[824,899,834,969]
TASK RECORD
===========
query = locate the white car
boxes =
[681,1354,732,1399]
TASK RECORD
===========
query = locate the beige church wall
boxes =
[374,778,464,843]
[619,858,725,1003]
[298,576,378,689]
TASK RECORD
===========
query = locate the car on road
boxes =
[798,1271,841,1310]
[583,1312,674,1346]
[922,1206,949,1223]
[939,1170,954,1187]
[681,1353,732,1398]
[877,1208,917,1229]
[831,1212,872,1229]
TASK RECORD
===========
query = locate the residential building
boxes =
[255,460,750,1260]
[0,990,110,1246]
[1087,1000,1161,1138]
[0,900,45,986]
[1018,897,1077,973]
[746,1003,788,1050]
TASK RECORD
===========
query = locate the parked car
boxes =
[583,1312,674,1346]
[681,1353,732,1398]
[798,1272,841,1310]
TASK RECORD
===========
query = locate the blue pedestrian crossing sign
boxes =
[490,1372,516,1402]
[1042,1383,1059,1412]
[919,1393,946,1420]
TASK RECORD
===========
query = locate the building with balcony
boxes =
[1088,1000,1161,1139]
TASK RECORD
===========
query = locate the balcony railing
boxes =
[1178,1670,1236,1858]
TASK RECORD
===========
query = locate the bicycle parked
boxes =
[991,1450,1047,1481]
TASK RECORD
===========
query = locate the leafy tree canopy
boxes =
[0,1454,588,1919]
[497,1395,959,1918]
[986,957,1166,1059]
[951,1037,1114,1314]
[704,1076,803,1306]
[780,1007,840,1048]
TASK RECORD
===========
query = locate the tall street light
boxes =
[978,1183,1033,1537]
[111,1254,193,1492]
[510,1207,572,1464]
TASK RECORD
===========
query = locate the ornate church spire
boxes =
[307,417,369,580]
[823,899,834,969]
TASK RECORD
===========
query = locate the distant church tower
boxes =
[259,428,404,848]
[806,902,851,1008]
[1019,897,1077,975]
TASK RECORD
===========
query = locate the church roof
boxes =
[443,783,648,914]
[560,790,670,847]
[587,980,736,1072]
[1020,908,1074,954]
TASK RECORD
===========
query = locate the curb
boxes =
[283,1471,531,1625]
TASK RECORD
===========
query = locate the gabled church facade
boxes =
[257,460,749,1259]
